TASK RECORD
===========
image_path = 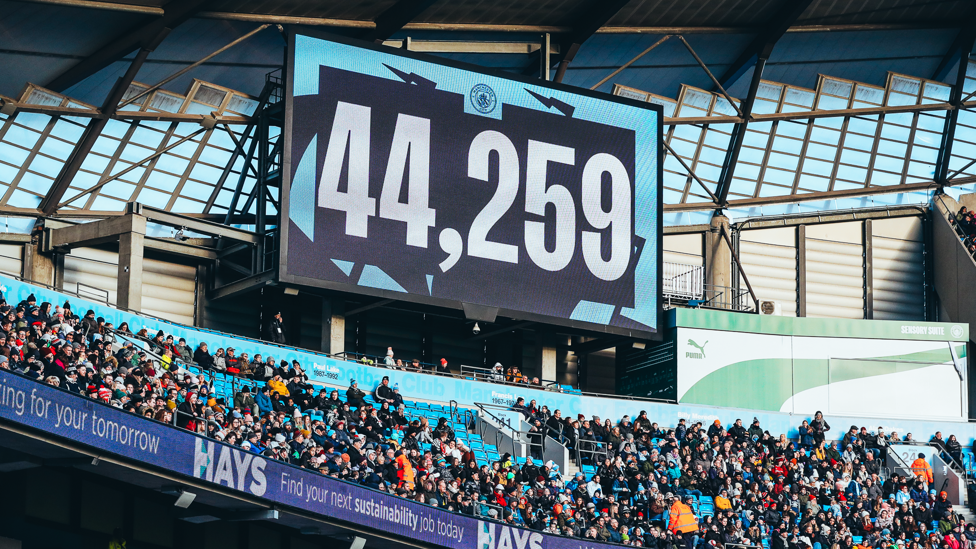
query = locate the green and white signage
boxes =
[667,309,967,420]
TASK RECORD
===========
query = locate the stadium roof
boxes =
[1,0,976,221]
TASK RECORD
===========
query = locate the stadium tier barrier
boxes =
[3,273,976,447]
[0,367,585,549]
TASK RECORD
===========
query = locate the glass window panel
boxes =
[71,170,100,189]
[854,86,883,105]
[890,76,921,97]
[762,167,795,185]
[196,145,232,168]
[145,170,181,192]
[801,158,833,177]
[810,127,841,145]
[758,182,791,197]
[130,126,166,149]
[0,145,30,167]
[736,147,765,165]
[727,178,756,197]
[185,102,215,115]
[3,124,42,149]
[776,121,808,139]
[155,154,190,175]
[884,112,914,127]
[150,93,184,113]
[0,162,18,184]
[843,133,875,151]
[880,123,911,142]
[663,155,685,173]
[39,137,74,160]
[914,129,941,147]
[836,165,867,183]
[100,180,136,200]
[179,181,214,201]
[910,145,938,163]
[832,181,866,191]
[7,190,41,208]
[27,155,62,178]
[101,119,131,140]
[813,116,844,130]
[847,118,878,136]
[771,135,803,155]
[670,139,698,158]
[194,86,226,107]
[172,197,205,213]
[24,89,61,106]
[133,187,170,205]
[916,113,946,133]
[785,88,815,108]
[735,162,761,180]
[887,92,917,107]
[49,120,86,142]
[14,113,53,132]
[821,79,853,99]
[906,162,935,179]
[752,99,778,115]
[840,149,870,166]
[672,125,702,142]
[767,152,799,171]
[695,163,721,182]
[922,82,950,102]
[189,162,222,183]
[80,153,109,174]
[663,188,684,203]
[873,154,904,172]
[90,195,125,211]
[17,171,52,194]
[806,142,837,161]
[91,135,122,157]
[117,142,154,164]
[214,189,235,207]
[817,95,848,110]
[742,130,770,148]
[702,130,733,149]
[797,174,829,192]
[870,170,901,185]
[168,139,201,158]
[949,156,976,176]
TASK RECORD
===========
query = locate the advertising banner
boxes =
[675,327,967,420]
[0,369,611,549]
[281,32,662,337]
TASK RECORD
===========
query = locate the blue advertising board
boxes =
[0,368,608,549]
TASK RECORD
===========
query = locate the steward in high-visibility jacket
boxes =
[911,453,933,484]
[669,496,699,534]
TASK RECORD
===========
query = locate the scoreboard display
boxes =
[281,32,662,337]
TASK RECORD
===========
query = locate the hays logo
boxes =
[685,339,707,360]
[479,521,542,549]
[193,439,268,496]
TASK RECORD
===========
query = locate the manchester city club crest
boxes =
[469,83,497,114]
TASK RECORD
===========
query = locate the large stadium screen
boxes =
[281,32,662,337]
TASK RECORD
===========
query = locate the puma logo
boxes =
[687,339,708,359]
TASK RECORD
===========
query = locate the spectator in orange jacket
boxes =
[911,452,933,485]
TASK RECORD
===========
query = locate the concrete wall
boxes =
[931,195,976,419]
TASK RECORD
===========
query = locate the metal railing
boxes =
[76,282,109,304]
[663,262,704,300]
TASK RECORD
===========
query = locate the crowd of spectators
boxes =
[2,290,976,549]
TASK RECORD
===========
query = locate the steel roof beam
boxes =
[931,6,976,81]
[935,33,976,184]
[715,0,814,91]
[44,0,208,93]
[547,0,632,83]
[359,0,440,43]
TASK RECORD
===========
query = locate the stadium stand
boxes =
[1,274,975,549]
